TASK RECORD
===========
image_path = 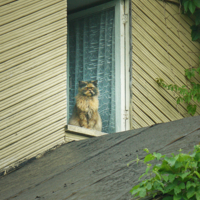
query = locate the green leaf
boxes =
[153,170,162,180]
[179,182,185,190]
[153,152,162,160]
[176,97,180,104]
[162,175,169,182]
[173,194,182,200]
[194,170,200,178]
[184,0,190,12]
[179,171,191,180]
[186,181,196,190]
[174,185,182,195]
[164,181,177,193]
[196,190,200,200]
[130,185,140,195]
[139,188,146,197]
[194,10,200,25]
[153,180,164,192]
[187,104,197,116]
[164,156,177,166]
[144,154,155,163]
[146,182,152,190]
[194,152,200,161]
[191,25,200,41]
[188,1,196,14]
[168,174,176,182]
[194,0,200,8]
[186,186,195,199]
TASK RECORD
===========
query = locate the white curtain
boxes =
[68,7,115,133]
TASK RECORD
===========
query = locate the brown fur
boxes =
[69,81,102,131]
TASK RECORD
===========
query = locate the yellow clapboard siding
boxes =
[132,54,189,115]
[131,109,149,127]
[133,71,183,120]
[1,54,66,91]
[1,0,66,34]
[1,19,66,53]
[132,6,198,67]
[0,45,66,82]
[1,64,66,100]
[132,95,163,124]
[142,1,200,52]
[1,10,66,44]
[132,86,170,122]
[133,104,155,126]
[132,1,199,56]
[132,21,189,77]
[0,0,41,16]
[132,31,192,86]
[1,90,66,130]
[0,0,14,6]
[1,0,63,25]
[131,118,142,129]
[1,27,67,62]
[1,71,66,112]
[156,0,200,49]
[1,82,66,120]
[157,0,194,26]
[133,44,198,114]
[0,0,67,172]
[0,119,66,160]
[131,0,200,129]
[132,36,186,86]
[0,130,65,169]
[1,104,66,142]
[1,36,67,72]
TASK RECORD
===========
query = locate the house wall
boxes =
[131,0,200,129]
[0,0,67,173]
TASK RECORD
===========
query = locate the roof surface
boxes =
[0,116,200,200]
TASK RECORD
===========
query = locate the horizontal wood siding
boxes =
[0,0,67,172]
[131,0,200,129]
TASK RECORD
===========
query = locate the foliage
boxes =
[129,146,200,200]
[157,1,200,115]
[180,0,200,41]
[156,57,200,115]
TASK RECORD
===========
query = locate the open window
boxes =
[67,0,130,134]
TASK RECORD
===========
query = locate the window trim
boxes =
[67,0,130,133]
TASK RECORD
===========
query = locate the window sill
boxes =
[64,125,107,142]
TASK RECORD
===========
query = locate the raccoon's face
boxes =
[78,80,99,97]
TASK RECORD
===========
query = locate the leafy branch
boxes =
[157,0,200,115]
[129,146,200,200]
[156,57,200,115]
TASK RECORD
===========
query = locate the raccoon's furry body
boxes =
[69,81,102,131]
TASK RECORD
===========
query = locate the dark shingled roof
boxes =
[0,116,200,200]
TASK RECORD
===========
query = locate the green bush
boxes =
[129,146,200,200]
[156,57,200,116]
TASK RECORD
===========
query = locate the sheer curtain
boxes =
[68,7,115,133]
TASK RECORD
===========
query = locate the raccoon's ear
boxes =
[79,81,87,88]
[91,80,98,87]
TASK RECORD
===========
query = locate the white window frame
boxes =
[67,0,130,133]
